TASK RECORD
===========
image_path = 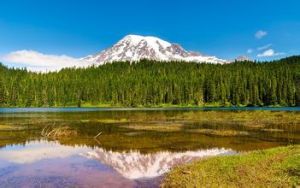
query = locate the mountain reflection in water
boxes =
[0,140,234,187]
[0,109,299,187]
[84,148,235,179]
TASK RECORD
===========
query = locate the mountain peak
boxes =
[83,35,227,64]
[119,34,172,48]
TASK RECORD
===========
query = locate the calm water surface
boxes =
[0,108,299,187]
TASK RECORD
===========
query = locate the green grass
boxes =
[186,129,249,136]
[0,124,27,131]
[121,123,184,132]
[95,118,129,124]
[162,145,300,188]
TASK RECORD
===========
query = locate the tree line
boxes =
[0,56,299,107]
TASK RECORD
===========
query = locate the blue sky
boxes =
[0,0,300,70]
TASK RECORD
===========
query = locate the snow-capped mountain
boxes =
[83,35,227,64]
[235,56,251,62]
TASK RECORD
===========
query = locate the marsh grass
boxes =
[181,111,300,126]
[261,128,285,132]
[95,118,129,124]
[186,129,249,137]
[0,124,28,131]
[162,145,300,188]
[121,124,184,132]
[0,124,18,130]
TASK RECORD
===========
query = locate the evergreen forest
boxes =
[0,56,299,107]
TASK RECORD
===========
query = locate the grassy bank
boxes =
[162,145,300,187]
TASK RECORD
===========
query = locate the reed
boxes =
[41,126,77,138]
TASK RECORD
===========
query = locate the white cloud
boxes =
[257,44,272,51]
[255,30,268,39]
[0,140,91,164]
[1,50,89,72]
[247,49,253,54]
[257,49,285,57]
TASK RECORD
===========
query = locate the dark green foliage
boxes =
[0,57,299,107]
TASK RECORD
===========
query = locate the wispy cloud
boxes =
[257,49,285,57]
[255,30,268,39]
[247,49,253,54]
[1,50,89,72]
[257,44,272,51]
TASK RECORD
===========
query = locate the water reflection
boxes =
[0,140,234,187]
[0,141,134,187]
[84,148,234,179]
[0,140,90,164]
[0,109,299,187]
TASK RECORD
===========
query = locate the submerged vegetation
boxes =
[186,129,249,137]
[0,110,299,152]
[121,123,184,132]
[162,145,300,187]
[0,56,300,107]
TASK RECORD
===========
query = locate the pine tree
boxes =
[0,79,6,106]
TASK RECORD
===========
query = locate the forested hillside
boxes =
[0,56,299,107]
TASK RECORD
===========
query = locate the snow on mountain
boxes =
[234,56,251,62]
[83,148,235,179]
[83,35,228,65]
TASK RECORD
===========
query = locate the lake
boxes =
[0,108,299,187]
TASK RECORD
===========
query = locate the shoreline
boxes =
[0,106,300,113]
[0,106,300,112]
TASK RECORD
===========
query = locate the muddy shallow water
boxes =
[0,108,299,187]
